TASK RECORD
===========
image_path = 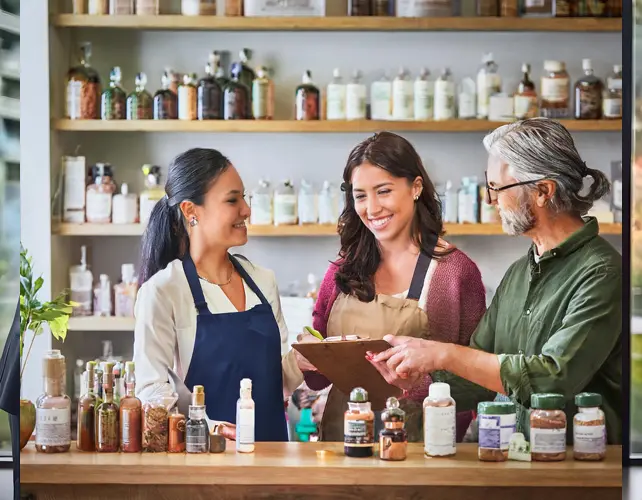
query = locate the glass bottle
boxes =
[236,379,255,453]
[35,350,71,453]
[77,362,97,452]
[274,180,298,225]
[379,397,407,461]
[166,68,181,96]
[295,70,320,121]
[574,58,604,120]
[93,274,112,317]
[168,407,187,453]
[120,362,142,453]
[89,0,109,15]
[86,163,116,224]
[127,73,153,120]
[213,51,230,89]
[186,385,209,453]
[96,363,119,452]
[66,42,101,120]
[249,179,273,226]
[530,393,567,462]
[414,68,434,121]
[182,0,217,15]
[224,63,251,120]
[370,72,392,120]
[252,66,274,120]
[114,263,138,317]
[326,68,347,120]
[298,179,318,225]
[318,181,339,225]
[179,73,198,121]
[139,165,164,224]
[514,63,538,119]
[476,53,501,119]
[93,365,104,412]
[392,67,413,121]
[434,68,455,121]
[540,60,570,119]
[573,392,606,461]
[198,57,223,120]
[112,361,124,406]
[346,70,367,121]
[101,66,126,120]
[423,382,456,458]
[237,49,256,105]
[602,64,622,120]
[70,245,93,317]
[457,77,476,120]
[153,71,178,120]
[344,387,374,458]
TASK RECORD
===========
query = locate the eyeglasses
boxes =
[484,171,552,204]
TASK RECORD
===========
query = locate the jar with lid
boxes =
[179,73,198,121]
[127,73,153,120]
[35,350,71,453]
[198,57,223,120]
[574,58,604,120]
[66,42,101,120]
[101,66,126,120]
[477,401,516,462]
[573,392,606,461]
[379,397,407,461]
[274,180,298,226]
[154,71,178,120]
[142,396,174,452]
[344,387,375,458]
[423,382,456,457]
[602,64,622,120]
[540,60,570,119]
[224,63,250,120]
[530,393,567,462]
[86,163,116,223]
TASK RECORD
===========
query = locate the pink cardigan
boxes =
[304,248,487,440]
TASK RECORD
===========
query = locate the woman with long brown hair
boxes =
[303,132,486,442]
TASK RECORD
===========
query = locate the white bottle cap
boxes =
[544,60,563,72]
[241,378,252,390]
[332,68,341,78]
[582,58,592,71]
[121,182,129,196]
[614,64,622,73]
[121,263,135,283]
[99,274,109,285]
[428,382,451,399]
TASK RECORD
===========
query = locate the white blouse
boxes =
[132,258,303,408]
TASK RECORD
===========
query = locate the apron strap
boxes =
[182,255,211,315]
[407,232,438,301]
[229,255,270,306]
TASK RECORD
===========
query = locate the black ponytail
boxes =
[138,148,231,285]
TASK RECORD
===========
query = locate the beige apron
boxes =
[320,250,434,443]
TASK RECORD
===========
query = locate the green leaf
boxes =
[33,277,44,295]
[48,315,69,342]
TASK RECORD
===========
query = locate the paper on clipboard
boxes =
[292,338,402,410]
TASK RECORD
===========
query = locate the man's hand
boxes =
[367,348,422,391]
[370,335,446,377]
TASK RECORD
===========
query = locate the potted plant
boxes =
[20,244,75,450]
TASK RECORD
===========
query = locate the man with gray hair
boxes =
[369,118,622,444]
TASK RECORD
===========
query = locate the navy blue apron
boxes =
[181,254,288,442]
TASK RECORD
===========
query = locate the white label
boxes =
[370,81,392,120]
[178,87,194,120]
[603,98,622,118]
[139,195,158,225]
[238,408,255,445]
[414,80,434,120]
[392,80,414,120]
[326,84,347,120]
[530,427,566,454]
[478,413,516,450]
[346,84,367,120]
[250,193,273,225]
[476,74,501,118]
[36,408,71,447]
[514,95,537,119]
[63,156,86,222]
[574,425,606,454]
[67,81,83,119]
[424,405,456,456]
[274,194,297,224]
[541,77,569,103]
[298,193,318,224]
[86,191,112,223]
[434,80,455,120]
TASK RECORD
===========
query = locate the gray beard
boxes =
[499,198,536,236]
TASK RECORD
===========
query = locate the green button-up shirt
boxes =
[434,217,622,444]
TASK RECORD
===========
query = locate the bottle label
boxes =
[434,81,455,120]
[86,191,113,222]
[238,408,255,445]
[458,92,476,119]
[36,408,71,447]
[67,81,83,119]
[392,80,414,120]
[252,82,269,119]
[414,80,434,120]
[476,74,501,117]
[603,98,622,118]
[370,82,392,120]
[530,427,566,453]
[346,84,367,120]
[250,193,273,225]
[424,405,456,455]
[326,84,347,120]
[514,95,538,119]
[478,413,516,450]
[344,418,374,447]
[541,77,569,103]
[274,194,297,224]
[298,193,318,224]
[112,196,138,224]
[178,87,196,120]
[574,424,606,454]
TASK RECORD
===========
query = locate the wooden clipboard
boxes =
[292,338,402,410]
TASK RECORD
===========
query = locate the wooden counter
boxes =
[21,442,621,500]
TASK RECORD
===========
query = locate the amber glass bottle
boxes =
[224,63,250,120]
[77,362,97,452]
[66,42,101,120]
[574,58,604,120]
[198,56,223,120]
[120,362,142,453]
[96,363,119,453]
[295,70,320,120]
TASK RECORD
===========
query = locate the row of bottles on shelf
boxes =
[70,0,623,18]
[69,246,139,318]
[66,45,622,122]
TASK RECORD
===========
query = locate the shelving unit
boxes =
[54,119,622,133]
[68,316,135,332]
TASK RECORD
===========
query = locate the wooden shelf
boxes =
[68,316,134,331]
[52,222,622,237]
[53,119,622,133]
[52,15,622,32]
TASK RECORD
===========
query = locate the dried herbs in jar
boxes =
[530,393,567,462]
[142,399,169,452]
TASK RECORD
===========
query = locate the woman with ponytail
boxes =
[133,148,311,442]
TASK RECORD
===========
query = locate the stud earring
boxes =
[414,195,419,201]
[189,216,199,227]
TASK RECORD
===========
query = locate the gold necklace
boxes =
[198,262,234,286]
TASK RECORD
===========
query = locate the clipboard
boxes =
[292,338,402,410]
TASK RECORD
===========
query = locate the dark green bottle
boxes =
[126,72,153,120]
[101,66,126,120]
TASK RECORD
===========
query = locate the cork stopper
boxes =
[192,385,205,406]
[125,361,135,373]
[102,362,115,386]
[43,350,65,379]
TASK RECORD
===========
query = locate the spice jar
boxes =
[344,387,375,458]
[169,408,187,453]
[573,392,606,461]
[477,401,516,462]
[379,397,407,461]
[35,350,71,454]
[210,424,227,453]
[530,393,567,462]
[142,396,172,452]
[540,60,570,119]
[423,382,456,458]
[178,73,198,121]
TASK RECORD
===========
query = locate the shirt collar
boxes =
[528,216,599,263]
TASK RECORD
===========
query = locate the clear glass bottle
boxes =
[236,379,255,453]
[318,181,339,225]
[112,183,138,224]
[423,382,456,458]
[370,72,392,120]
[153,71,178,120]
[139,165,164,224]
[70,245,94,317]
[326,68,347,121]
[379,397,407,461]
[35,350,71,453]
[136,0,160,14]
[602,64,622,120]
[344,387,374,458]
[434,68,455,121]
[476,53,501,119]
[127,73,153,120]
[392,67,413,121]
[530,393,567,462]
[66,42,101,120]
[224,63,251,120]
[86,163,116,223]
[114,264,138,317]
[249,179,273,226]
[252,66,274,120]
[198,56,223,120]
[540,60,570,119]
[295,70,320,121]
[514,63,538,119]
[373,0,391,15]
[573,392,606,461]
[96,363,119,452]
[574,58,604,120]
[179,73,198,121]
[186,385,209,454]
[93,274,112,317]
[101,66,126,120]
[120,362,142,453]
[414,68,434,121]
[442,180,458,223]
[109,0,134,14]
[346,70,367,121]
[77,362,97,452]
[298,179,318,225]
[274,180,298,225]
